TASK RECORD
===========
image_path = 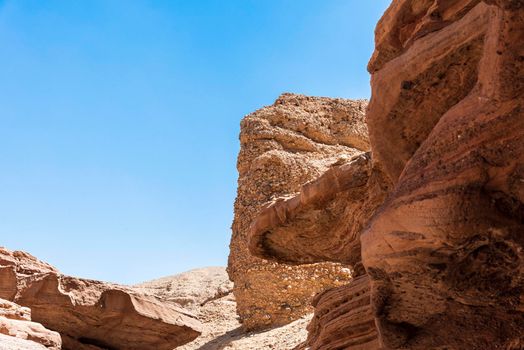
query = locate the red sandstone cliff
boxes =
[248,1,524,349]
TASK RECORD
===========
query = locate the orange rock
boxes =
[362,1,524,348]
[228,93,369,330]
[247,1,523,348]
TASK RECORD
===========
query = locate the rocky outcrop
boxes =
[137,267,312,350]
[136,267,233,312]
[249,153,372,266]
[0,247,202,350]
[297,275,379,350]
[362,1,524,348]
[247,151,386,349]
[228,93,369,330]
[0,298,61,350]
[248,1,523,349]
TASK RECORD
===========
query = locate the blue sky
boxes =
[0,0,390,284]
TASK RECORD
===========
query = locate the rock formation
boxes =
[137,267,238,350]
[0,247,202,350]
[137,267,312,350]
[362,1,524,348]
[0,298,61,350]
[228,93,369,330]
[298,275,379,350]
[248,151,385,350]
[249,1,523,349]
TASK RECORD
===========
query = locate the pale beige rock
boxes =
[0,299,60,350]
[138,267,310,350]
[0,333,50,350]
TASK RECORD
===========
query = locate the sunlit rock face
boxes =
[362,0,524,348]
[0,298,61,350]
[247,147,388,349]
[0,247,202,350]
[247,1,523,349]
[228,93,369,330]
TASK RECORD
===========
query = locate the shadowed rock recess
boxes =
[249,1,524,349]
[228,93,370,330]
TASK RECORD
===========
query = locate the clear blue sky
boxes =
[0,1,390,284]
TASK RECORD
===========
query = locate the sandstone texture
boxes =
[248,152,375,267]
[228,93,369,330]
[248,1,523,349]
[362,1,524,348]
[297,274,379,350]
[138,267,311,350]
[248,151,386,349]
[0,298,60,350]
[0,247,202,350]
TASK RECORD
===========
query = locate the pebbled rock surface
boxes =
[0,247,202,350]
[228,93,368,330]
[138,267,311,350]
[362,0,524,349]
[248,152,374,267]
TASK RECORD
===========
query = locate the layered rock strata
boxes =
[248,153,385,349]
[228,93,369,330]
[0,247,202,350]
[362,1,524,348]
[249,1,523,349]
[297,275,379,350]
[249,153,373,266]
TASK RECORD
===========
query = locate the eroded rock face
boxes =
[247,1,523,349]
[297,275,379,350]
[362,0,524,349]
[0,247,202,350]
[228,93,369,330]
[0,298,61,350]
[248,153,373,266]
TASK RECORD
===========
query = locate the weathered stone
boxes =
[362,1,524,348]
[248,153,372,266]
[228,93,368,330]
[0,247,202,350]
[246,1,523,348]
[0,298,61,350]
[296,275,379,350]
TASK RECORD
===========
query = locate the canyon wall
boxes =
[363,0,524,348]
[249,0,523,349]
[228,93,369,330]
